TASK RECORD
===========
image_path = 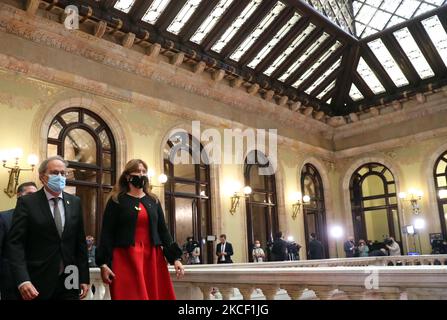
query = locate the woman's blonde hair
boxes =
[110,159,158,203]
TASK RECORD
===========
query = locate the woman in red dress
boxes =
[96,159,184,300]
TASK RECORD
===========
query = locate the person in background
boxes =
[287,240,301,261]
[385,237,401,256]
[86,235,97,268]
[344,236,356,258]
[271,232,288,261]
[0,182,38,300]
[96,159,184,300]
[252,240,265,263]
[6,156,90,300]
[357,239,370,257]
[183,236,200,265]
[216,234,233,264]
[308,233,325,260]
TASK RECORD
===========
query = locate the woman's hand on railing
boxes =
[100,265,116,284]
[174,260,185,279]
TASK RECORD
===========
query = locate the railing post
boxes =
[258,285,279,300]
[308,286,335,300]
[238,285,255,300]
[282,285,306,300]
[198,284,212,300]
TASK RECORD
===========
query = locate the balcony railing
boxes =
[86,254,447,300]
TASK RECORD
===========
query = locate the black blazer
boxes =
[216,242,233,263]
[5,189,89,299]
[308,239,324,260]
[95,193,181,267]
[0,209,17,299]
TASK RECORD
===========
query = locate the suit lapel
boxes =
[38,188,60,238]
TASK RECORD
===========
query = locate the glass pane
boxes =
[76,186,97,238]
[251,205,268,254]
[364,209,389,243]
[230,1,286,62]
[247,12,301,68]
[279,32,331,82]
[249,165,265,189]
[251,192,266,203]
[174,162,196,180]
[174,182,196,194]
[103,152,112,169]
[303,176,316,197]
[83,114,100,130]
[99,130,111,149]
[67,168,97,184]
[393,27,435,79]
[389,197,397,205]
[383,169,394,182]
[167,0,204,35]
[190,0,237,44]
[199,166,207,182]
[438,176,447,187]
[368,39,409,87]
[114,0,136,13]
[388,183,396,193]
[422,15,447,67]
[362,175,385,196]
[357,57,386,94]
[200,199,209,263]
[61,111,79,125]
[64,129,97,164]
[47,144,58,157]
[294,41,342,89]
[48,120,63,139]
[174,197,194,245]
[307,0,354,34]
[211,0,263,53]
[349,83,364,101]
[199,185,208,198]
[358,166,369,176]
[436,158,447,174]
[102,172,112,186]
[444,204,447,233]
[142,0,172,24]
[264,23,316,76]
[363,198,386,208]
[303,58,341,92]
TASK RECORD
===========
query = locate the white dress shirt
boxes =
[220,242,226,261]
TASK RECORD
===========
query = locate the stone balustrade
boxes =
[171,265,447,300]
[85,255,447,300]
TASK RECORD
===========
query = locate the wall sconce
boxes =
[147,168,168,188]
[1,149,38,198]
[290,192,310,220]
[399,189,423,215]
[229,185,252,214]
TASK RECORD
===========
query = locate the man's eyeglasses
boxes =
[47,170,69,177]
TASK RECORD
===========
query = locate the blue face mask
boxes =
[47,174,66,193]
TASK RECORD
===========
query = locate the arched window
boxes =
[301,164,328,258]
[434,151,447,238]
[349,163,402,248]
[47,108,116,239]
[163,132,212,264]
[245,150,278,262]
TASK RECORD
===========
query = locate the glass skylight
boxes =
[230,2,287,62]
[368,39,409,87]
[141,0,172,25]
[247,12,301,68]
[357,57,386,94]
[303,57,342,92]
[114,0,136,13]
[307,0,354,34]
[190,0,236,44]
[167,0,204,35]
[278,32,330,82]
[264,23,316,76]
[393,27,435,79]
[422,15,447,67]
[290,41,342,89]
[352,0,447,38]
[349,83,364,101]
[211,0,263,53]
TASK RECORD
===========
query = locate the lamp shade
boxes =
[158,173,168,184]
[27,154,39,166]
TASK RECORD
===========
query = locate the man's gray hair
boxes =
[38,155,69,175]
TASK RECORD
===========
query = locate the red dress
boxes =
[110,203,176,300]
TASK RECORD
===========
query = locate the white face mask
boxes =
[255,244,261,248]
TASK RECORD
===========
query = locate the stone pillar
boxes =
[218,286,234,300]
[258,285,279,300]
[308,286,335,300]
[282,285,306,300]
[238,285,255,300]
[198,285,212,300]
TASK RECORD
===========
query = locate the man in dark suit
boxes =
[0,182,38,300]
[344,236,356,258]
[308,233,325,260]
[6,156,90,300]
[271,232,288,261]
[216,234,233,264]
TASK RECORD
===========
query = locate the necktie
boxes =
[52,198,64,237]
